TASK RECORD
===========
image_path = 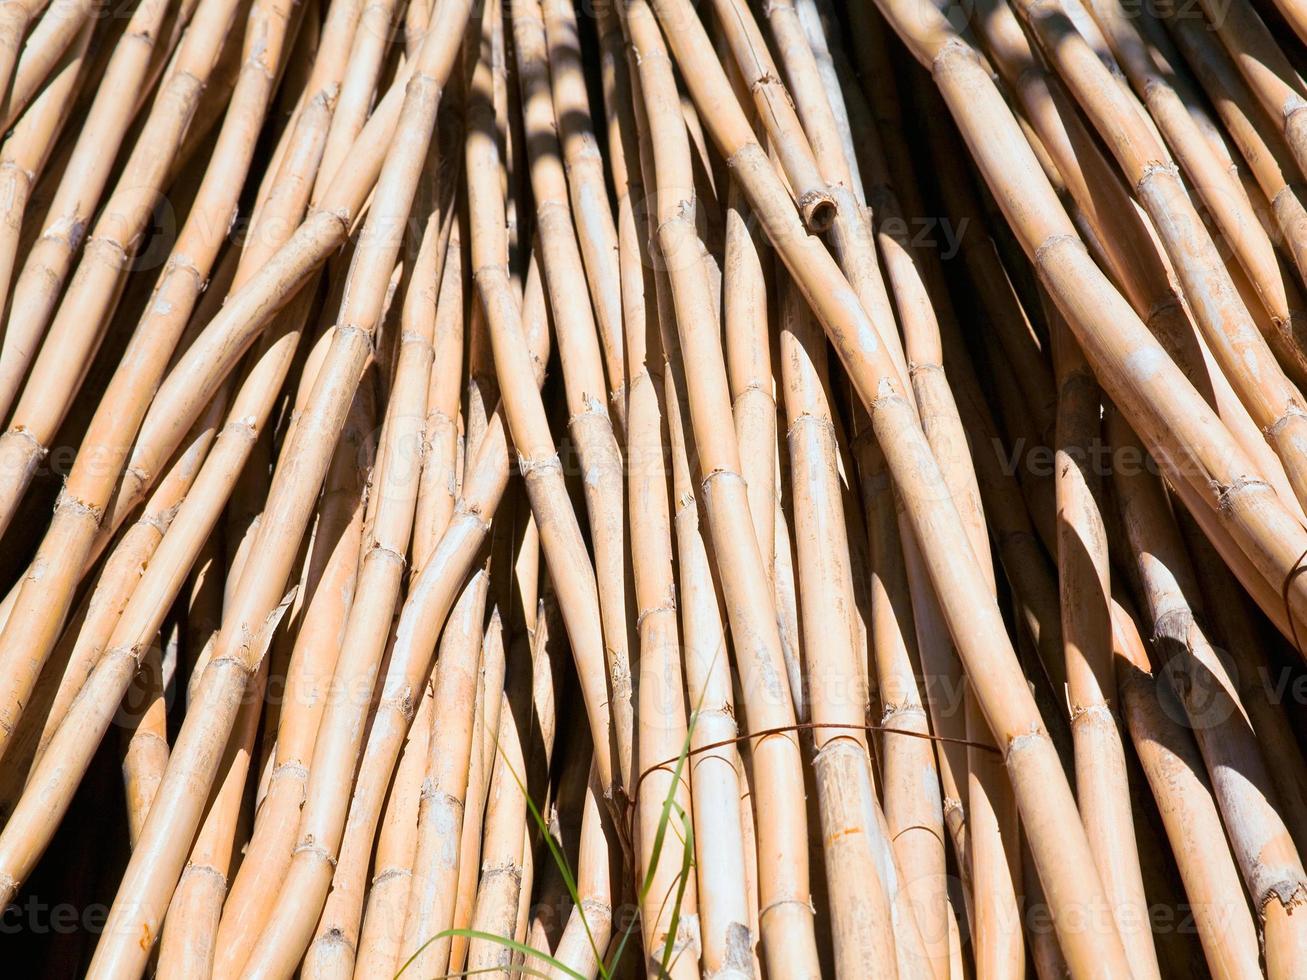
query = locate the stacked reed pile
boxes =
[1,0,1307,976]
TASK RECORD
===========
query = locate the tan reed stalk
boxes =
[289,168,459,980]
[512,0,633,800]
[1109,599,1263,980]
[967,0,1301,522]
[0,16,88,317]
[867,74,1025,980]
[842,43,1021,972]
[541,0,626,428]
[411,214,466,577]
[22,379,235,779]
[623,3,826,975]
[312,0,398,197]
[349,660,438,980]
[605,27,750,969]
[0,0,51,136]
[0,0,95,130]
[780,11,988,941]
[722,181,777,579]
[747,1,909,407]
[119,642,168,847]
[351,245,550,980]
[0,0,244,485]
[771,480,808,723]
[1081,0,1307,387]
[0,3,298,783]
[238,151,454,980]
[549,764,615,979]
[156,635,276,977]
[0,294,323,907]
[341,222,467,980]
[1003,0,1307,515]
[1192,0,1307,181]
[465,13,616,800]
[1166,8,1307,317]
[463,685,529,979]
[1178,516,1307,856]
[390,567,490,976]
[462,296,497,476]
[842,36,981,913]
[448,612,508,976]
[777,277,915,979]
[0,0,170,425]
[0,74,329,789]
[883,0,1307,713]
[702,0,833,230]
[644,0,1144,973]
[857,431,953,950]
[617,63,701,980]
[209,338,371,977]
[0,0,294,761]
[80,7,474,973]
[1050,313,1158,977]
[93,52,420,548]
[1108,408,1307,974]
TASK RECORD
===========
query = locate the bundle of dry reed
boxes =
[5,0,1307,977]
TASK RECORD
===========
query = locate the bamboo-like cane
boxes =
[0,335,299,903]
[312,0,396,197]
[1082,0,1307,386]
[777,277,913,979]
[80,7,474,974]
[548,763,615,980]
[0,0,172,421]
[463,684,529,980]
[0,14,88,318]
[236,99,456,980]
[643,0,1143,973]
[622,4,826,976]
[392,567,490,976]
[0,0,95,131]
[704,0,832,230]
[1109,408,1307,974]
[883,0,1307,730]
[155,606,279,977]
[290,168,460,980]
[209,325,371,977]
[349,658,438,979]
[1004,0,1307,516]
[119,642,168,847]
[353,239,551,980]
[0,87,329,842]
[1166,7,1307,316]
[1110,599,1263,980]
[613,49,701,980]
[1050,313,1158,977]
[341,218,468,980]
[858,434,953,958]
[0,0,52,144]
[0,0,292,762]
[511,0,633,802]
[850,33,1026,976]
[1192,0,1307,182]
[541,0,626,429]
[447,611,507,975]
[967,0,1302,526]
[465,9,616,802]
[603,23,748,971]
[1178,513,1307,857]
[0,0,244,500]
